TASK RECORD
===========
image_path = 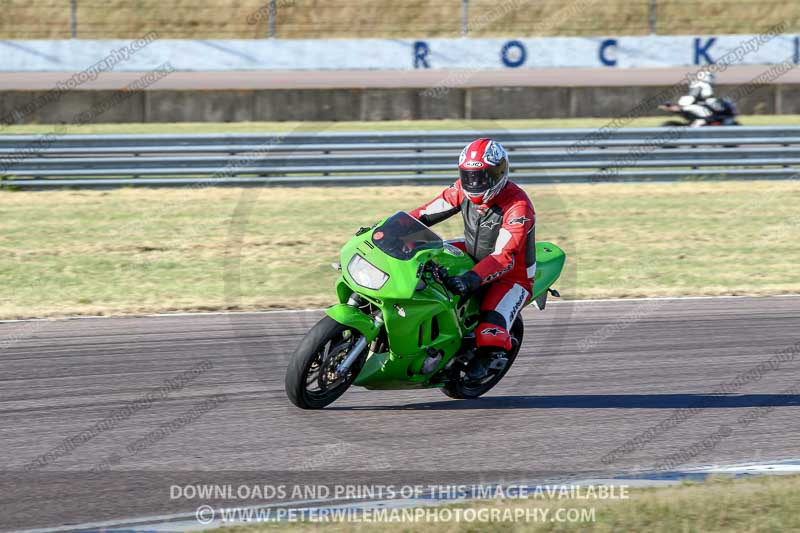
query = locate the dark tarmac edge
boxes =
[1,296,799,531]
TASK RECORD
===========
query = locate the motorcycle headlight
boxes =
[347,255,389,290]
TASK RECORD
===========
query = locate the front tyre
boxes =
[285,316,366,409]
[441,316,524,400]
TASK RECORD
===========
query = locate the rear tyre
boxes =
[285,316,365,409]
[441,316,524,400]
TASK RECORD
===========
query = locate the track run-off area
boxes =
[1,295,799,531]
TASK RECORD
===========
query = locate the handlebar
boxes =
[419,261,452,300]
[425,261,449,283]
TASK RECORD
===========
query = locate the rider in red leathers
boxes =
[409,138,536,380]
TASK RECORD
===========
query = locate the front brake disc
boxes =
[318,339,353,390]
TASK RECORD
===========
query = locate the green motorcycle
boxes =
[285,211,565,409]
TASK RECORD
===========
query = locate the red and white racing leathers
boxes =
[410,179,536,351]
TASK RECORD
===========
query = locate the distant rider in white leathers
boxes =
[678,70,722,127]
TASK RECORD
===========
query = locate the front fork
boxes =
[327,294,384,375]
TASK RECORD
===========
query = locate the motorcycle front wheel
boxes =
[285,316,365,409]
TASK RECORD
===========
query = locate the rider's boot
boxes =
[465,333,520,381]
[465,347,507,381]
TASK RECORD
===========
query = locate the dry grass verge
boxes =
[2,180,798,319]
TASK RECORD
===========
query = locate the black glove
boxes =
[444,271,482,296]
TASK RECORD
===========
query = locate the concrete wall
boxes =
[1,84,795,125]
[1,35,796,71]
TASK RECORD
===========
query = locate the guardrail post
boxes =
[268,0,277,38]
[649,0,657,34]
[70,0,78,38]
[461,0,469,36]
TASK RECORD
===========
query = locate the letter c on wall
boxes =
[599,39,618,66]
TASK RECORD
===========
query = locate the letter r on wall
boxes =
[414,41,430,69]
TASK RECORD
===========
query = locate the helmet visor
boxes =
[459,168,493,194]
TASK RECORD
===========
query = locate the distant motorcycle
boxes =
[284,211,566,409]
[659,97,740,127]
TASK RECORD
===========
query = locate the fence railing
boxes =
[1,0,794,39]
[1,126,799,188]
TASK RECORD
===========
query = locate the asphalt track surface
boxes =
[1,65,799,90]
[2,296,800,531]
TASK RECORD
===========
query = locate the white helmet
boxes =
[690,70,715,99]
[692,70,716,86]
[698,70,715,84]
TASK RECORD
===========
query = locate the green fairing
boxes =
[325,304,381,342]
[531,243,567,302]
[324,212,566,391]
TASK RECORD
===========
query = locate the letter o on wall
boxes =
[501,40,527,68]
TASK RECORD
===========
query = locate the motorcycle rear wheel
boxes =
[285,316,365,409]
[441,316,524,400]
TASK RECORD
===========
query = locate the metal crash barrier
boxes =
[1,126,799,188]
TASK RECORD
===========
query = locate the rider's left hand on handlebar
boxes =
[444,271,482,296]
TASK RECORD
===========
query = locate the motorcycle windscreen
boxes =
[371,212,443,260]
